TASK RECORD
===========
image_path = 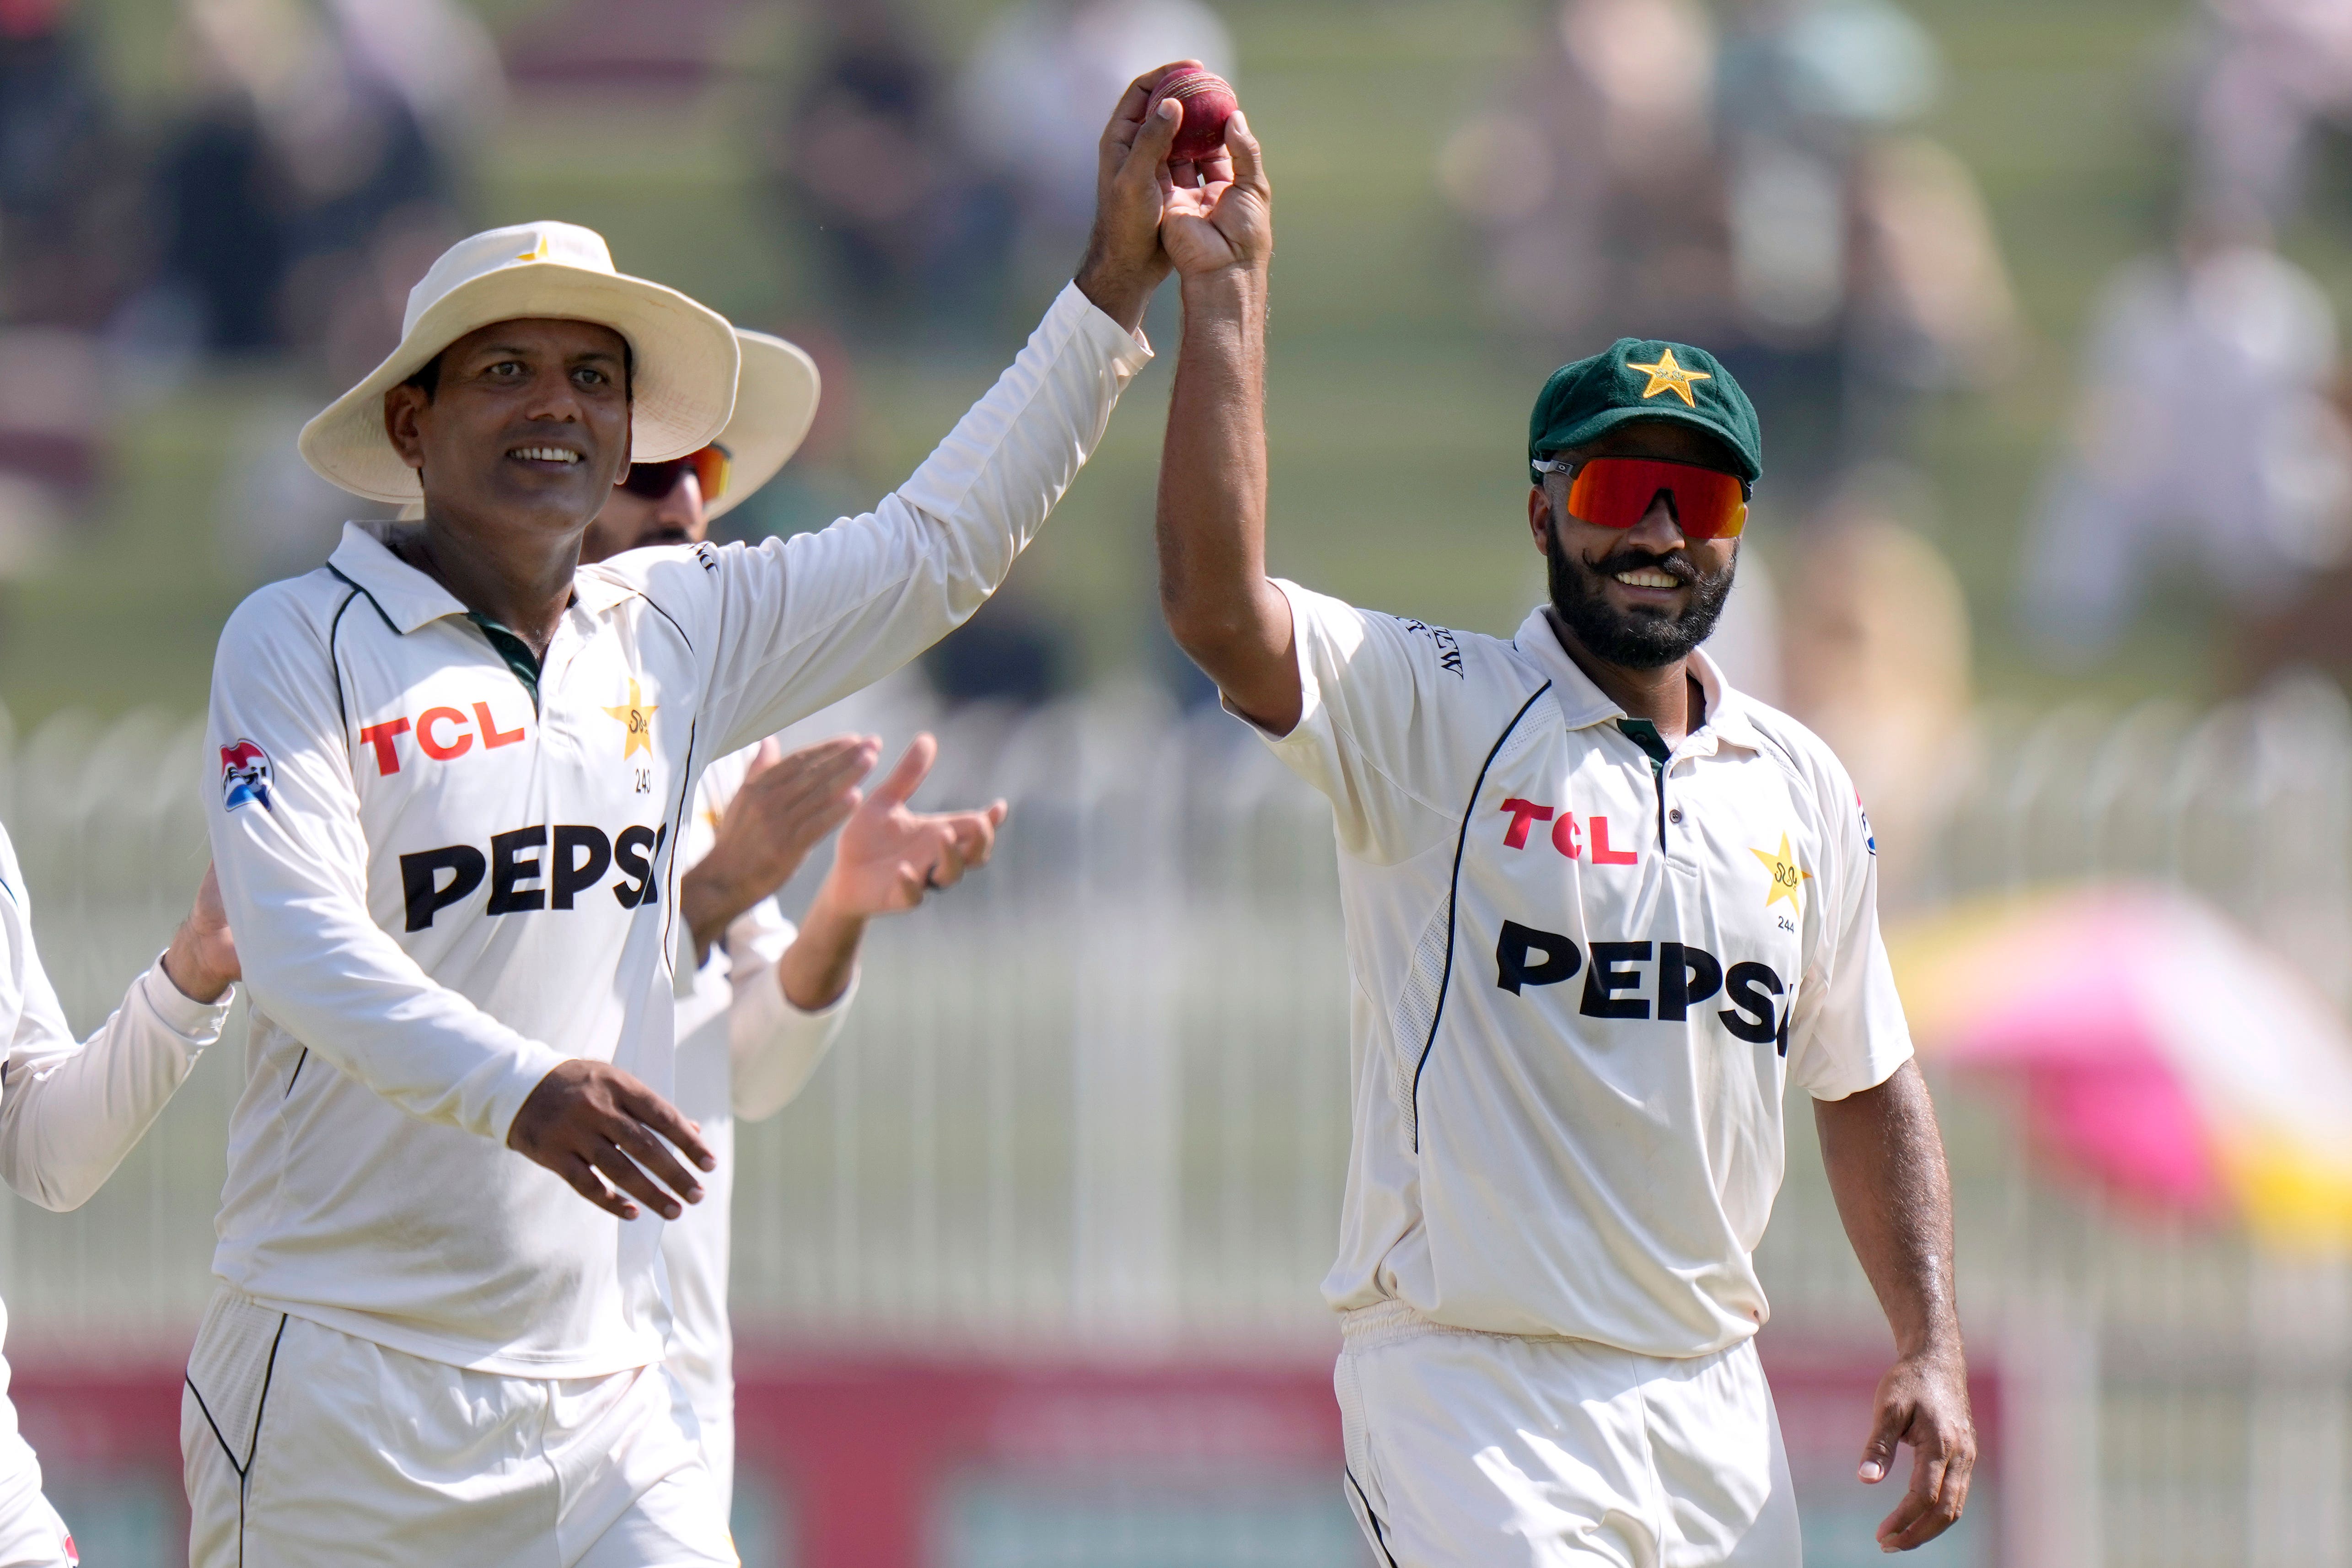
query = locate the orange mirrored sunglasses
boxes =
[1533,455,1749,541]
[621,445,731,503]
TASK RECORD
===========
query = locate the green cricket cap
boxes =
[1527,338,1761,485]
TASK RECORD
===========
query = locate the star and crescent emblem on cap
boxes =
[1752,834,1813,912]
[516,235,552,263]
[602,679,657,759]
[1626,348,1710,408]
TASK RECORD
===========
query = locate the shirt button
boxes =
[1668,808,1684,824]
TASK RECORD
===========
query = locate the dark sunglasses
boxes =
[621,445,730,502]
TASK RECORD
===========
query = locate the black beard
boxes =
[1546,512,1735,669]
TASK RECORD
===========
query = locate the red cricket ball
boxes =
[1146,67,1238,165]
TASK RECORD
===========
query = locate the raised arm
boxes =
[679,71,1187,758]
[1154,112,1295,733]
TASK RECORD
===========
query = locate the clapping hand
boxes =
[819,734,1006,917]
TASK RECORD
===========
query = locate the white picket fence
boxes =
[1,672,2351,1565]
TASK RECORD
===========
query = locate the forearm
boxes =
[777,880,865,1013]
[0,960,227,1211]
[219,852,564,1141]
[1157,268,1294,727]
[731,937,854,1123]
[1814,1060,1961,1357]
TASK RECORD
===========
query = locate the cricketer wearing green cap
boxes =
[1144,118,1974,1565]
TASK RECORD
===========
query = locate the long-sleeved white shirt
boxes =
[203,284,1149,1376]
[0,822,233,1520]
[660,746,853,1438]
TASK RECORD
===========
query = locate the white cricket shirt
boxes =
[1253,582,1912,1359]
[205,284,1148,1377]
[0,823,233,1522]
[660,746,853,1434]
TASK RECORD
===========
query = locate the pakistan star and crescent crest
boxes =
[1626,348,1710,407]
[602,680,657,759]
[1751,834,1812,913]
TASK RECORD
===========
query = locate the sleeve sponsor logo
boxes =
[399,821,667,931]
[220,739,274,813]
[1391,617,1465,677]
[1493,920,1789,1054]
[1856,788,1875,855]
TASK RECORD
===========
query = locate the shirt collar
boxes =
[1510,604,1763,755]
[326,519,639,632]
[328,521,466,634]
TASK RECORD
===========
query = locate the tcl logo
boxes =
[399,822,667,931]
[1498,798,1640,863]
[1493,919,1788,1053]
[361,702,528,774]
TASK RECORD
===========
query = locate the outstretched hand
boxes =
[680,734,881,956]
[820,733,1006,917]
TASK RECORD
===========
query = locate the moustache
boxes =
[1582,546,1711,586]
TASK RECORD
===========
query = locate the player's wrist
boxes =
[1892,1322,1966,1364]
[1178,271,1268,354]
[161,924,233,1005]
[678,860,752,952]
[1074,252,1163,335]
[806,865,877,928]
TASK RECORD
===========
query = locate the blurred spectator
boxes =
[1438,0,1733,349]
[1782,509,1975,907]
[1444,0,2016,509]
[325,0,505,160]
[768,1,988,338]
[2186,0,2352,229]
[0,0,137,331]
[138,0,468,362]
[957,0,1234,301]
[2019,209,2352,660]
[1714,0,2016,503]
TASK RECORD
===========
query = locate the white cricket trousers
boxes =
[181,1290,735,1568]
[0,1487,74,1568]
[1334,1301,1802,1568]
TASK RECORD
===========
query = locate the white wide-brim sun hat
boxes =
[704,329,821,522]
[299,220,741,504]
[392,328,821,524]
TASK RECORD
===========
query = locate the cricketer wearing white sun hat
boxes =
[391,327,820,525]
[189,110,1165,1553]
[299,219,742,504]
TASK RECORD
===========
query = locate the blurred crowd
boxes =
[1442,0,2352,906]
[3,0,2352,878]
[2024,0,2352,682]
